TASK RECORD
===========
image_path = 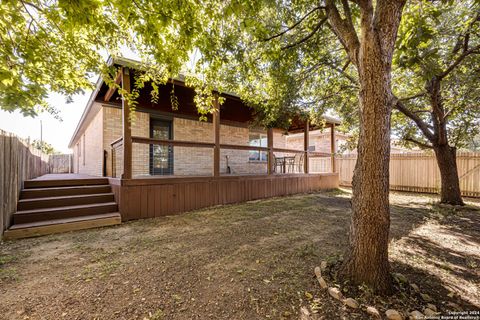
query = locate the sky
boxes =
[0,91,91,154]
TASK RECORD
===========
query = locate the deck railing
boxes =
[108,65,337,179]
[110,137,124,178]
[110,135,335,178]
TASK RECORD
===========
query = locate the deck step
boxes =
[13,202,118,224]
[17,193,115,210]
[24,178,109,189]
[4,212,121,240]
[20,185,112,199]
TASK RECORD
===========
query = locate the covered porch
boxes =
[96,58,340,220]
[106,62,339,180]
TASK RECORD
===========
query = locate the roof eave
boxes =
[67,76,105,148]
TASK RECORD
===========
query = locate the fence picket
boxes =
[0,130,73,236]
[336,151,480,198]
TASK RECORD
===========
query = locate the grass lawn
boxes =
[0,189,479,319]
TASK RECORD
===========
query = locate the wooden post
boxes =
[267,128,274,174]
[330,123,336,173]
[122,67,132,179]
[213,95,220,177]
[304,121,309,174]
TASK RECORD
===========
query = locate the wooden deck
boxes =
[109,173,339,221]
[5,172,338,239]
[30,173,98,180]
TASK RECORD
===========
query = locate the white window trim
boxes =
[249,133,268,162]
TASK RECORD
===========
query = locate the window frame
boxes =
[248,133,268,162]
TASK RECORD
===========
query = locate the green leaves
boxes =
[0,0,123,116]
[392,0,480,149]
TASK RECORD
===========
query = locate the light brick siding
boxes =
[286,132,336,154]
[99,107,288,177]
[73,107,104,176]
[173,118,213,175]
[175,119,286,175]
[103,106,122,177]
[131,112,150,176]
[103,107,149,177]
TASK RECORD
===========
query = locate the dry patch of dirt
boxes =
[0,190,478,319]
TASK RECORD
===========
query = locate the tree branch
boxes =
[263,6,323,41]
[281,17,327,50]
[331,60,357,85]
[394,97,435,141]
[404,137,433,149]
[398,91,426,102]
[325,0,360,65]
[439,44,480,79]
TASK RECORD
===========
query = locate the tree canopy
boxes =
[392,0,480,151]
[0,0,130,117]
[32,139,57,154]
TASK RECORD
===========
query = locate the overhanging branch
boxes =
[404,137,433,149]
[281,17,328,50]
[263,6,324,42]
[439,44,480,79]
[394,97,435,141]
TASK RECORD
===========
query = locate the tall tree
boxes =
[185,0,406,292]
[392,0,480,205]
[3,0,409,293]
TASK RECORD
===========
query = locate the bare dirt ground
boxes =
[0,190,479,320]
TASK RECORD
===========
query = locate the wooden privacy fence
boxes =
[0,129,74,236]
[49,154,72,173]
[0,130,50,236]
[336,152,480,198]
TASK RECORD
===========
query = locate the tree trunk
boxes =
[433,145,464,205]
[338,33,394,294]
[325,0,405,294]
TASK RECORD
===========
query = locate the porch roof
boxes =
[68,56,340,148]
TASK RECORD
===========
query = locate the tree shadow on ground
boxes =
[388,201,480,311]
[329,189,479,311]
[0,190,478,320]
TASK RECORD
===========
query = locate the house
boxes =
[66,56,339,221]
[2,57,340,239]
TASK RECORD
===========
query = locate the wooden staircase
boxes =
[4,177,121,240]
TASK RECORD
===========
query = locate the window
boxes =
[308,145,316,152]
[249,133,268,161]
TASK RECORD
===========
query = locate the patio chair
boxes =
[274,154,284,173]
[296,153,304,173]
[285,155,296,173]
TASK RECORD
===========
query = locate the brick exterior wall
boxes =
[79,106,289,177]
[286,132,337,154]
[73,106,104,176]
[174,118,286,175]
[173,118,214,175]
[103,106,122,177]
[103,107,285,177]
[103,107,150,177]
